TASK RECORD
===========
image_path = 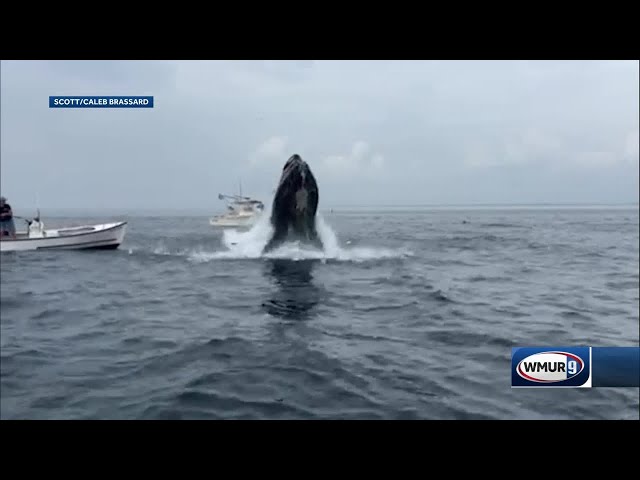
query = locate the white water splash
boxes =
[219,209,275,257]
[187,212,412,263]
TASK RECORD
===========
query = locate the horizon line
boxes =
[15,203,639,219]
[18,201,640,212]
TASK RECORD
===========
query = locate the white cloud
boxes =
[319,141,385,177]
[248,137,385,179]
[463,142,500,169]
[463,126,640,172]
[463,129,561,169]
[249,136,289,166]
[624,130,639,165]
[371,154,384,169]
[570,151,618,168]
[1,60,638,208]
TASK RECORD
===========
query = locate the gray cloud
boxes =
[1,60,638,211]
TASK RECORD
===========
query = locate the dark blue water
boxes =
[1,207,638,419]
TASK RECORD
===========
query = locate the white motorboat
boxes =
[209,193,265,229]
[0,215,127,252]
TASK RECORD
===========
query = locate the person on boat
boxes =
[0,196,17,240]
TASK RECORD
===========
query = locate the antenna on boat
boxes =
[239,178,242,198]
[35,192,41,221]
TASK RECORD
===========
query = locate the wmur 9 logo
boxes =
[512,347,592,388]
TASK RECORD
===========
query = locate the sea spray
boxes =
[221,208,275,257]
[186,212,413,263]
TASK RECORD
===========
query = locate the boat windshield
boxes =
[217,193,264,217]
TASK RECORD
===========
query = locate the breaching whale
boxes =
[262,154,323,254]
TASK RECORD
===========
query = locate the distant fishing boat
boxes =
[209,179,265,229]
[209,194,265,228]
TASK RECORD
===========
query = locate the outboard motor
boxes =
[27,218,46,238]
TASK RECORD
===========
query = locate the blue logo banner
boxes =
[512,346,592,388]
[591,347,640,387]
[512,346,640,388]
[49,96,154,108]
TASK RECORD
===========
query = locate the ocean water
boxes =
[1,206,638,420]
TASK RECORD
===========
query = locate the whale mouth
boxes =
[282,158,307,184]
[295,188,308,212]
[263,153,321,254]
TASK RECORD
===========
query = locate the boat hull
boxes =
[0,221,127,252]
[209,215,260,228]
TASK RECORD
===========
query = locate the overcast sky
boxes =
[1,60,638,211]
